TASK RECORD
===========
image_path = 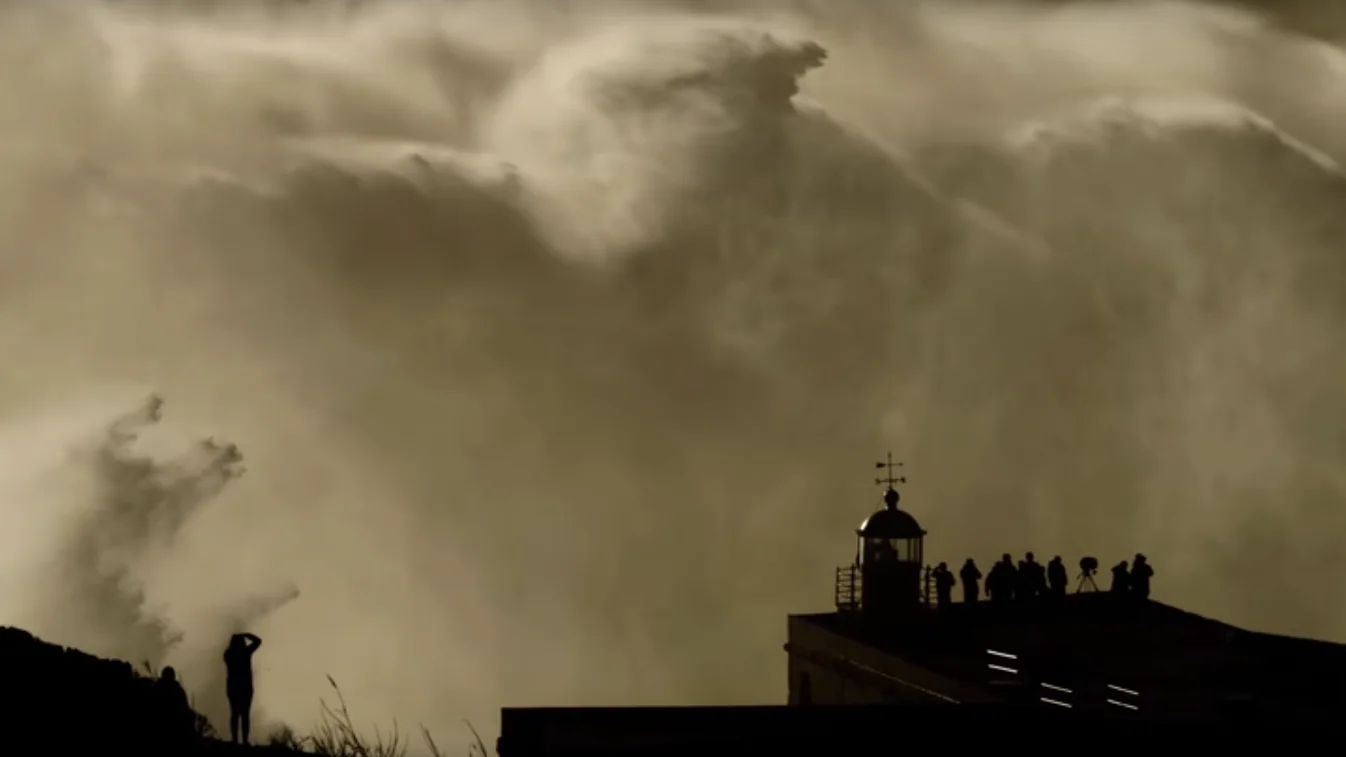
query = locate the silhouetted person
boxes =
[1021,553,1046,601]
[224,633,262,744]
[1047,556,1067,599]
[1132,554,1154,599]
[988,554,1016,603]
[985,556,1003,602]
[959,558,982,604]
[934,562,955,608]
[1111,561,1131,594]
[1003,553,1020,603]
[155,666,193,742]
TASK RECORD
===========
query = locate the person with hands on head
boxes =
[224,632,263,744]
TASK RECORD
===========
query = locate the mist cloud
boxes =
[0,0,1344,748]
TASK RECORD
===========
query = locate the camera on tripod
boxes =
[1076,556,1099,593]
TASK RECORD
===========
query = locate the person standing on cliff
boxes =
[155,666,194,746]
[224,633,263,744]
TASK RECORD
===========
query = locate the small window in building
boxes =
[799,672,813,705]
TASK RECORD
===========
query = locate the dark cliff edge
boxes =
[0,626,300,756]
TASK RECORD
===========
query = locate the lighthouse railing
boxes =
[835,565,861,612]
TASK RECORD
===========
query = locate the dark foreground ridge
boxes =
[1,626,301,756]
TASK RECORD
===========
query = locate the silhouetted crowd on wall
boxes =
[926,552,1155,608]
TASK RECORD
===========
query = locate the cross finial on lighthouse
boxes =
[875,452,905,487]
[875,452,906,509]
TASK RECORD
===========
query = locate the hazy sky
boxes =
[0,0,1343,749]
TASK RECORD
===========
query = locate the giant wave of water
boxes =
[1,0,1345,745]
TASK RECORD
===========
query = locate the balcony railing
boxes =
[835,565,860,612]
[835,564,939,612]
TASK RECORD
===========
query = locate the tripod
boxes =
[1075,571,1099,593]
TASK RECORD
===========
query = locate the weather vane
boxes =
[874,452,906,489]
